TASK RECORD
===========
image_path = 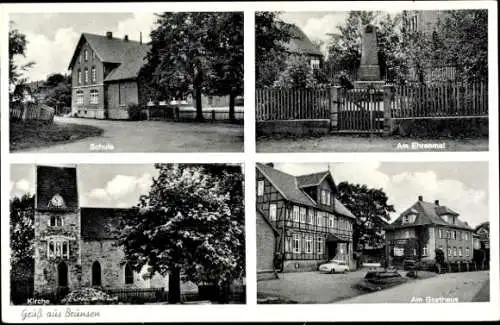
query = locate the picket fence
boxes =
[391,81,488,119]
[10,102,55,122]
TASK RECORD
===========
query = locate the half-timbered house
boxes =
[256,163,356,272]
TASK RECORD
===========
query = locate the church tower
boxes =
[34,165,82,297]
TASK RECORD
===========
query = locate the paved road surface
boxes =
[338,271,490,304]
[19,116,243,153]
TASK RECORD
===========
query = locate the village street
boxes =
[338,271,490,304]
[16,116,244,153]
[258,270,490,304]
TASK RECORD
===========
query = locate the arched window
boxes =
[124,263,134,284]
[57,262,68,287]
[92,261,102,286]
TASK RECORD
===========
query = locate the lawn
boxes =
[10,120,104,152]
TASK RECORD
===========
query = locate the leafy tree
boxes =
[438,10,488,81]
[336,182,394,255]
[117,164,244,303]
[45,73,67,88]
[10,194,35,280]
[255,12,293,87]
[44,74,72,114]
[9,24,35,101]
[273,55,316,88]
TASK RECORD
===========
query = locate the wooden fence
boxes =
[10,102,55,123]
[390,81,488,119]
[256,88,330,121]
[338,88,385,133]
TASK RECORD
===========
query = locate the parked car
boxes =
[318,259,350,274]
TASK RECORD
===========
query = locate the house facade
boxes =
[284,24,323,70]
[256,209,279,280]
[256,163,356,272]
[68,32,150,120]
[385,195,474,267]
[33,165,167,297]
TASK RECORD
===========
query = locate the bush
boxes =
[127,103,142,121]
[60,288,119,305]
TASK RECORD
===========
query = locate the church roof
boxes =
[80,207,132,240]
[36,165,79,212]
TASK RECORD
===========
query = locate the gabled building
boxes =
[68,32,150,119]
[256,163,356,272]
[474,221,490,250]
[283,24,323,70]
[34,165,167,297]
[385,195,474,267]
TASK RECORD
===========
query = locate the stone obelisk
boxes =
[355,24,385,89]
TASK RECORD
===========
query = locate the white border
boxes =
[1,1,499,323]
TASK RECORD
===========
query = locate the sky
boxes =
[11,164,158,208]
[279,10,401,55]
[10,13,157,82]
[273,162,489,228]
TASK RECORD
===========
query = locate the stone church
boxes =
[34,165,167,296]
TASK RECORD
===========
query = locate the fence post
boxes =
[383,85,393,136]
[330,86,341,130]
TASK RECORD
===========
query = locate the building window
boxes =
[292,206,300,222]
[317,211,323,226]
[76,90,84,105]
[310,58,320,70]
[464,232,468,240]
[269,204,277,221]
[84,68,89,83]
[448,247,452,256]
[48,241,55,258]
[306,236,313,253]
[465,247,470,257]
[293,234,301,253]
[125,263,134,284]
[299,207,306,223]
[403,215,409,224]
[62,241,69,258]
[438,228,443,238]
[90,89,99,104]
[78,70,82,84]
[317,237,323,254]
[84,49,88,61]
[257,180,264,196]
[91,67,96,82]
[49,216,63,227]
[422,245,428,256]
[325,191,331,206]
[307,208,313,225]
[328,216,334,228]
[453,247,457,257]
[452,231,456,240]
[458,247,463,257]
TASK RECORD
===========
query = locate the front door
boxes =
[57,262,68,287]
[327,242,337,260]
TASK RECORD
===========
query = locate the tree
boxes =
[43,74,72,115]
[10,194,35,281]
[203,12,244,121]
[255,12,293,87]
[273,54,317,88]
[117,164,244,303]
[438,10,488,81]
[9,24,35,101]
[336,182,394,255]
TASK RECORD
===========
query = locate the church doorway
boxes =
[57,262,68,287]
[92,261,102,286]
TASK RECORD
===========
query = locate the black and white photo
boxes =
[256,10,488,152]
[256,162,490,304]
[10,164,245,305]
[9,12,244,153]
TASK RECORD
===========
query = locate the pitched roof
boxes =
[81,207,132,240]
[387,199,472,230]
[256,163,356,220]
[475,221,489,232]
[68,33,150,81]
[36,165,78,212]
[296,171,331,188]
[285,24,323,57]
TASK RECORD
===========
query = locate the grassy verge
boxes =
[10,120,104,152]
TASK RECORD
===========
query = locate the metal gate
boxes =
[334,88,385,133]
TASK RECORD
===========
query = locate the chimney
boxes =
[140,32,142,45]
[434,200,439,206]
[266,163,274,168]
[418,195,423,201]
[106,31,113,39]
[124,35,129,42]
